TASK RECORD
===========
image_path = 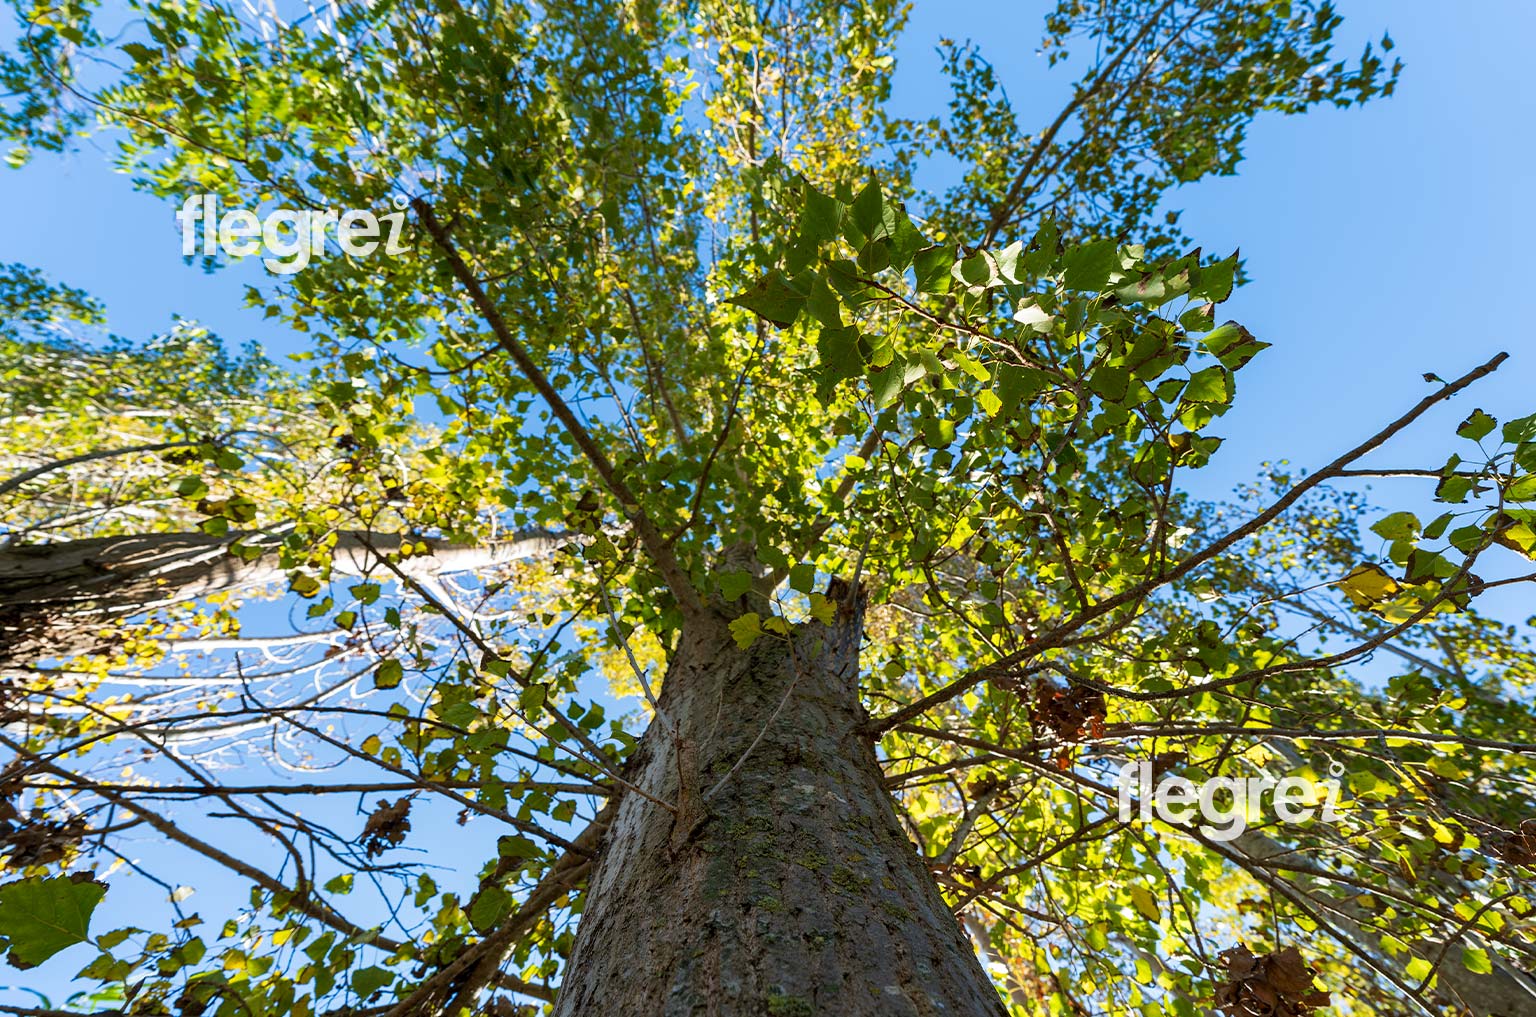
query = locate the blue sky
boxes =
[3,0,1535,1005]
[888,0,1536,618]
[4,0,1530,502]
[888,0,1534,494]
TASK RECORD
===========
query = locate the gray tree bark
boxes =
[0,529,559,675]
[552,584,1006,1017]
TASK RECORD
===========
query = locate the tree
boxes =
[2,2,1534,1016]
[0,269,537,676]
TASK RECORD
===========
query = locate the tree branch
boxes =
[410,198,703,618]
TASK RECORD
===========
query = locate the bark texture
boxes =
[0,529,560,675]
[553,585,1005,1017]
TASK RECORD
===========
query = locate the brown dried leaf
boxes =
[359,797,412,858]
[1215,943,1330,1017]
[1031,681,1107,741]
[1498,818,1536,866]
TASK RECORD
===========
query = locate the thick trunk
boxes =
[1,531,244,674]
[0,529,559,674]
[553,586,1006,1017]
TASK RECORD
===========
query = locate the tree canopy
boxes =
[1,2,1534,1016]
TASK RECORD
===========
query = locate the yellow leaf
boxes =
[808,593,836,625]
[947,516,976,549]
[729,613,762,649]
[1339,563,1400,606]
[1129,885,1161,923]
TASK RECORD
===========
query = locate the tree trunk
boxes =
[553,584,1006,1017]
[0,529,559,675]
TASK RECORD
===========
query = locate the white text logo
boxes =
[177,194,409,275]
[1116,760,1343,842]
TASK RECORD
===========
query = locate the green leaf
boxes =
[849,178,885,241]
[1436,473,1474,503]
[0,876,108,969]
[788,563,816,594]
[992,240,1023,283]
[1507,475,1536,502]
[1457,408,1497,441]
[1502,413,1536,444]
[816,325,862,391]
[869,358,921,409]
[375,658,404,689]
[1461,947,1493,975]
[1084,924,1109,951]
[806,276,842,327]
[1370,512,1420,542]
[1062,239,1118,291]
[1449,524,1485,553]
[952,350,990,382]
[1423,512,1454,540]
[290,573,322,598]
[808,593,836,625]
[468,886,512,934]
[913,245,953,295]
[1180,302,1216,332]
[800,186,841,245]
[1088,366,1131,402]
[716,569,753,601]
[1200,321,1269,370]
[1183,366,1231,404]
[997,364,1048,410]
[920,416,956,448]
[881,202,925,269]
[1114,271,1168,305]
[351,965,394,999]
[954,251,998,290]
[497,835,538,860]
[727,270,806,328]
[1193,252,1238,303]
[1022,220,1060,278]
[1012,301,1055,332]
